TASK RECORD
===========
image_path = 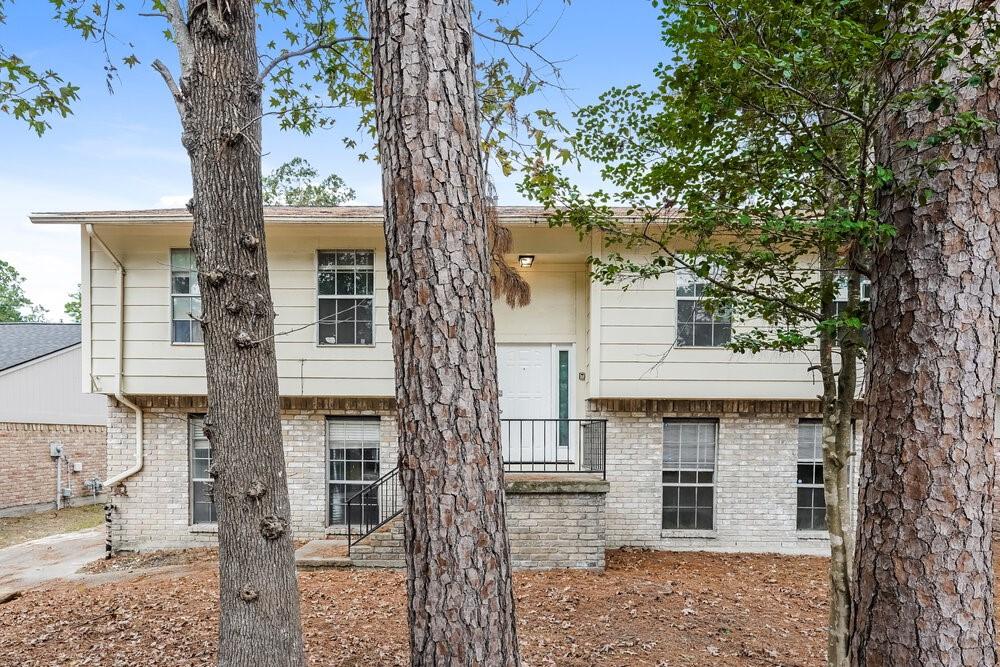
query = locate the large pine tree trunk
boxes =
[179,4,305,665]
[366,0,521,664]
[850,1,1000,662]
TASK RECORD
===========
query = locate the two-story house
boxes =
[32,206,857,558]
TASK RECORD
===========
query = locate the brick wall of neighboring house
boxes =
[589,399,862,555]
[0,421,107,515]
[106,398,399,551]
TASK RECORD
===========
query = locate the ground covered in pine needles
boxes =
[0,549,830,666]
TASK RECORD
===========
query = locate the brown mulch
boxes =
[0,549,830,666]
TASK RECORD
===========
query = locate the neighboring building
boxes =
[0,323,108,516]
[32,207,859,557]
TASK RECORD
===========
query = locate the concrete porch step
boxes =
[295,538,352,570]
[349,514,406,569]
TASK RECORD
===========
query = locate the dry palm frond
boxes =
[485,192,531,308]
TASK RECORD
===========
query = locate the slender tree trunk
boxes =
[818,249,855,667]
[366,0,521,664]
[850,1,1000,662]
[175,3,305,665]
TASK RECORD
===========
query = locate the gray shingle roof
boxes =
[30,205,682,226]
[0,323,81,372]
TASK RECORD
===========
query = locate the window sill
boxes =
[673,344,730,350]
[796,530,829,541]
[661,529,717,539]
[189,523,218,533]
[171,341,204,347]
[316,343,377,349]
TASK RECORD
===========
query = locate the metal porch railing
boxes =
[346,418,607,552]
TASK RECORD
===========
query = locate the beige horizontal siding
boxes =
[84,224,588,399]
[594,248,822,400]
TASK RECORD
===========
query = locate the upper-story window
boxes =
[833,272,872,315]
[171,248,203,344]
[675,266,731,347]
[834,272,872,345]
[318,250,374,345]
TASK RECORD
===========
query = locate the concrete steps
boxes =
[294,515,406,570]
[294,473,609,571]
[348,514,405,568]
[294,538,351,569]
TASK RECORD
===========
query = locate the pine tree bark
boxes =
[366,0,522,664]
[163,3,305,665]
[850,1,1000,663]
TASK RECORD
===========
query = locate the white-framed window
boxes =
[675,267,731,347]
[662,419,716,530]
[189,415,215,524]
[317,250,374,345]
[170,248,203,344]
[327,417,380,525]
[796,419,826,531]
[833,272,872,346]
[833,271,872,315]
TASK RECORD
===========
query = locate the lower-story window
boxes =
[797,419,826,531]
[662,419,716,530]
[189,415,216,524]
[327,417,380,526]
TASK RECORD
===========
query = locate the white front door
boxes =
[497,345,553,420]
[496,344,574,468]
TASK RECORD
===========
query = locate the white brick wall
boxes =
[505,487,606,569]
[106,397,859,556]
[350,478,608,570]
[590,407,862,555]
[106,402,397,550]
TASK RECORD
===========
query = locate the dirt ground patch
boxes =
[0,505,104,549]
[0,549,830,666]
[79,547,218,574]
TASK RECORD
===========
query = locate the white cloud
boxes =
[0,175,147,320]
[158,194,192,208]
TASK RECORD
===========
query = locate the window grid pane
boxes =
[190,415,216,524]
[833,271,872,346]
[318,250,375,345]
[797,420,825,531]
[327,417,380,525]
[676,267,731,347]
[171,249,203,343]
[663,419,716,530]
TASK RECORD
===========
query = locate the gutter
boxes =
[85,224,144,489]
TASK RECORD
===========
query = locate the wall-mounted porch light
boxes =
[518,255,535,268]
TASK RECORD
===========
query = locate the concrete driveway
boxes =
[0,528,103,598]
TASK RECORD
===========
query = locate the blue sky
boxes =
[0,0,662,317]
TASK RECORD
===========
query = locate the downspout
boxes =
[85,224,144,489]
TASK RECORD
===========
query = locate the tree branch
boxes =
[163,0,195,74]
[152,59,185,118]
[257,35,369,85]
